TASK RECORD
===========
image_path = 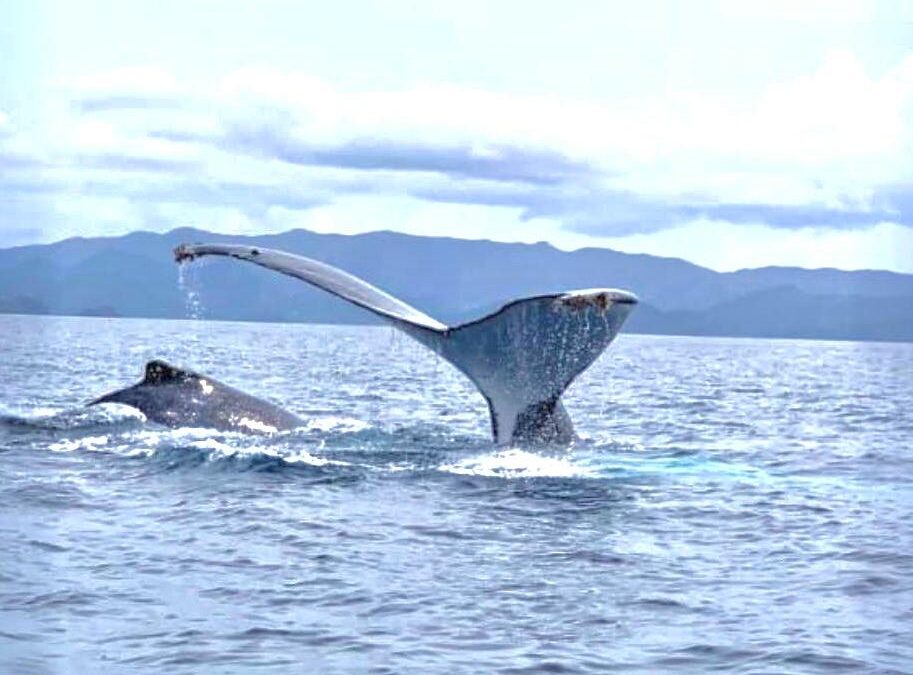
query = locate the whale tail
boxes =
[437,291,636,444]
[174,243,637,445]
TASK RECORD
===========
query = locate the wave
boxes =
[0,404,145,431]
[41,424,353,471]
[5,404,786,486]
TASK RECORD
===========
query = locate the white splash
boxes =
[187,437,238,453]
[236,417,278,434]
[284,450,352,467]
[439,448,596,479]
[28,406,64,418]
[116,427,234,457]
[189,441,351,467]
[304,417,369,433]
[49,435,110,453]
[91,404,147,423]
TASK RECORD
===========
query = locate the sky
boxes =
[1,0,912,272]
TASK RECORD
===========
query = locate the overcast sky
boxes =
[1,0,911,272]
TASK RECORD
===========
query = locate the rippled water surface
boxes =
[1,314,912,673]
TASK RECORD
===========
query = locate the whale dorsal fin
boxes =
[174,244,637,445]
[144,360,191,384]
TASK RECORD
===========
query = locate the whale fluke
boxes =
[174,243,637,445]
[90,360,302,433]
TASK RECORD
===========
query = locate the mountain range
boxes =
[1,227,911,342]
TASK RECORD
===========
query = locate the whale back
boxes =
[90,360,302,433]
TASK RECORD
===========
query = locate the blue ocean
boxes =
[1,314,911,673]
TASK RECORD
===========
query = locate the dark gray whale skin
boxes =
[89,360,302,433]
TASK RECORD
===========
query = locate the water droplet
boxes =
[177,262,203,320]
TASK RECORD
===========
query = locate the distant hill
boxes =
[1,227,911,342]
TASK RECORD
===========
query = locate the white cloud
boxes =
[595,219,913,273]
[206,52,913,207]
[719,0,874,23]
[69,65,178,97]
[271,193,542,242]
[2,48,912,272]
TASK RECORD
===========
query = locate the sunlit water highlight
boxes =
[1,315,911,673]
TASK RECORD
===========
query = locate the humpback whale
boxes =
[174,243,637,445]
[90,360,302,433]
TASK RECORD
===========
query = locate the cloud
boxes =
[149,129,210,143]
[1,50,912,255]
[1,227,44,246]
[74,95,183,113]
[720,0,873,24]
[411,183,677,235]
[0,152,42,170]
[0,140,327,245]
[79,153,199,173]
[69,66,179,98]
[873,183,913,219]
[414,182,913,236]
[126,180,327,213]
[596,220,913,274]
[680,199,911,230]
[678,183,913,231]
[223,117,593,185]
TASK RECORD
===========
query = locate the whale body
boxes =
[174,243,637,445]
[90,360,302,433]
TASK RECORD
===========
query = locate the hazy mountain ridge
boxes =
[1,227,911,342]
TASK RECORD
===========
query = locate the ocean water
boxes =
[1,314,911,674]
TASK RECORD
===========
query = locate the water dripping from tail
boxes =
[177,260,204,321]
[176,254,207,369]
